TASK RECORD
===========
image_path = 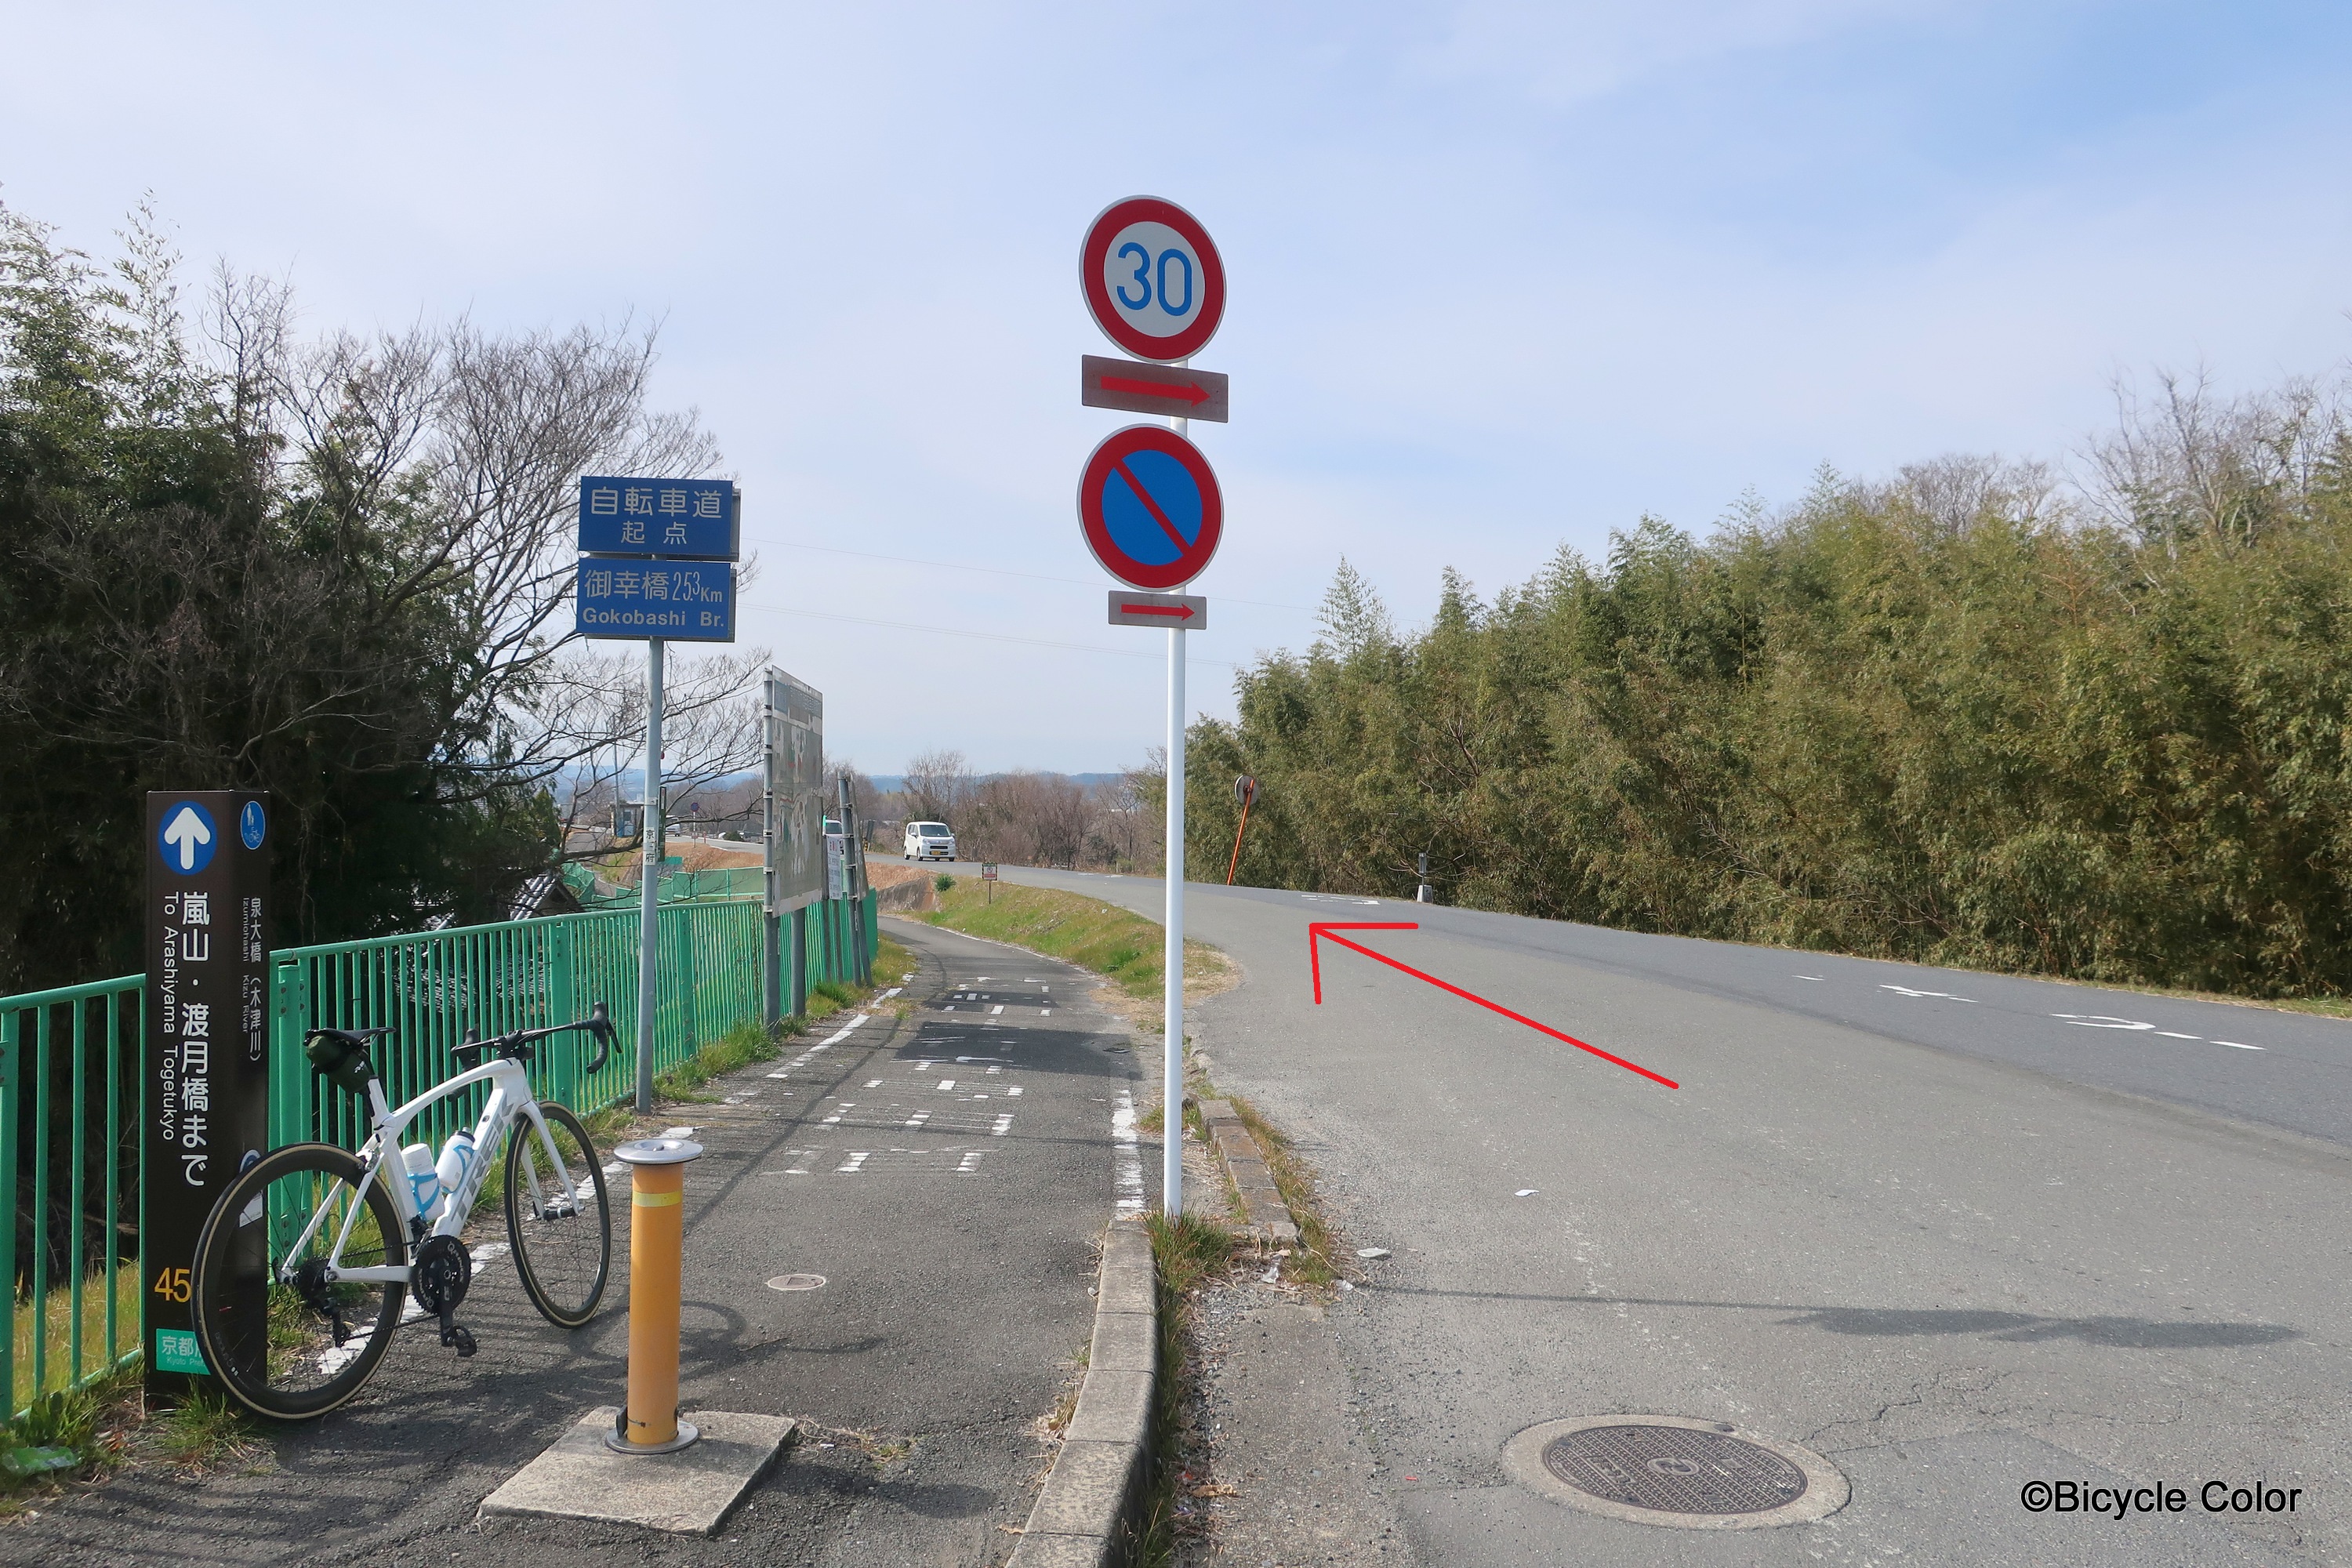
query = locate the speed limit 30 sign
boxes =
[1080,196,1226,363]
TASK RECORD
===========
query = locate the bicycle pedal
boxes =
[440,1320,478,1357]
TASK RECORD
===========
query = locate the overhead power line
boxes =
[771,539,1318,615]
[738,603,1243,669]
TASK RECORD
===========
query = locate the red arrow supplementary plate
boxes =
[1100,372,1210,408]
[1309,922,1679,1089]
[1118,601,1195,620]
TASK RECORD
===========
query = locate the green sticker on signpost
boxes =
[154,1329,210,1375]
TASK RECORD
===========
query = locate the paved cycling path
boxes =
[2,920,1137,1566]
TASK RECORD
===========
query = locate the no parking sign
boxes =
[1076,425,1223,590]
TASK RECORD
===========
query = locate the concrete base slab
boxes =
[478,1406,795,1537]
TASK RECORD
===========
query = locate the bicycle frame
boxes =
[292,1058,583,1287]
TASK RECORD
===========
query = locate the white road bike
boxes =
[190,1007,618,1420]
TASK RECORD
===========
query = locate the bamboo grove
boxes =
[1185,379,2352,998]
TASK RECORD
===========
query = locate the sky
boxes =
[6,2,2350,775]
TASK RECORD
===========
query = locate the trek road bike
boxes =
[189,1005,619,1420]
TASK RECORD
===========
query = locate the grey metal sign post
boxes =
[577,477,741,1113]
[143,790,270,1398]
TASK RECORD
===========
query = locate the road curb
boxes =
[1200,1098,1301,1245]
[1007,1222,1157,1567]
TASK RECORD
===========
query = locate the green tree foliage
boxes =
[1193,397,2352,998]
[0,202,714,990]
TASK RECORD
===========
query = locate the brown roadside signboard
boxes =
[1080,354,1229,423]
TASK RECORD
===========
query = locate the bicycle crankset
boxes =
[411,1236,477,1357]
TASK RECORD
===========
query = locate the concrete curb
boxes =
[1007,1222,1157,1567]
[1200,1098,1301,1246]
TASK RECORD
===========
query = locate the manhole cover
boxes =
[765,1274,827,1291]
[1502,1417,1848,1530]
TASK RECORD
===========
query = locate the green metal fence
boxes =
[2,888,880,1422]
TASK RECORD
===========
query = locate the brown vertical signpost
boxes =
[143,791,271,1398]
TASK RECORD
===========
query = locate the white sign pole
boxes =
[1163,382,1190,1218]
[637,637,664,1114]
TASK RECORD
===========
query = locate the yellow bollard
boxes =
[605,1137,702,1455]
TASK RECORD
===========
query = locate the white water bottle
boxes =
[400,1144,441,1218]
[434,1131,477,1217]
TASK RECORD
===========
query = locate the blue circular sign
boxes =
[159,800,218,876]
[1076,425,1224,590]
[240,799,267,850]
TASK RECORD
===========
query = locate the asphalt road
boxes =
[994,862,2352,1566]
[5,920,1134,1566]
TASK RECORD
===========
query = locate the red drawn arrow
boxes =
[1120,601,1195,620]
[1309,922,1679,1089]
[1101,372,1209,408]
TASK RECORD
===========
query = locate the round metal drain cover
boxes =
[765,1273,826,1291]
[1503,1416,1848,1530]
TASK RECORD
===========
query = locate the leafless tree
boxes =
[902,749,975,823]
[2083,368,2346,556]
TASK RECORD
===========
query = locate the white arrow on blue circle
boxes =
[162,805,213,871]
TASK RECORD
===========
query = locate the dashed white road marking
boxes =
[1794,975,1824,982]
[822,1104,853,1124]
[772,1149,818,1175]
[905,1110,931,1128]
[866,1079,884,1088]
[1883,985,1976,1002]
[2214,1040,2266,1051]
[2053,1014,2152,1030]
[1007,1086,1023,1097]
[1112,1090,1143,1213]
[989,1004,1005,1015]
[957,1152,984,1174]
[1040,1008,1053,1016]
[837,1152,869,1173]
[2156,1031,2201,1040]
[938,1079,956,1091]
[992,1112,1014,1137]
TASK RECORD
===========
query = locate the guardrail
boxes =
[2,889,878,1422]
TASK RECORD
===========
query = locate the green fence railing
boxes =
[2,888,880,1422]
[0,975,145,1425]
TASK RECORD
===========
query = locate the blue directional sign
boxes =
[578,477,740,560]
[576,558,738,642]
[158,800,218,875]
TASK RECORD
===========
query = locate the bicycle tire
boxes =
[191,1142,408,1421]
[504,1102,612,1328]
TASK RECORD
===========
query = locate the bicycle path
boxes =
[2,918,1137,1566]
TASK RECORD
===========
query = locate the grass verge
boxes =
[1135,1214,1239,1567]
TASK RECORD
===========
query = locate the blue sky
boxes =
[7,2,2349,773]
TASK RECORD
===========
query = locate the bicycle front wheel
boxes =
[505,1102,612,1327]
[191,1142,408,1421]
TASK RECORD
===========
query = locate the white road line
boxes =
[905,1110,931,1128]
[1794,975,1824,982]
[1882,985,1976,1002]
[866,1079,884,1088]
[942,1004,956,1011]
[602,1161,626,1175]
[992,1112,1014,1136]
[938,1079,956,1091]
[1112,1089,1143,1212]
[986,1065,1002,1074]
[990,1004,1005,1015]
[2214,1040,2267,1051]
[957,1152,984,1174]
[821,1104,852,1124]
[2157,1031,2202,1040]
[2053,1014,2153,1030]
[879,987,902,1000]
[663,1126,697,1137]
[838,1152,869,1173]
[1007,1086,1023,1097]
[781,1149,816,1174]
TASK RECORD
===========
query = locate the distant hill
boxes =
[867,772,1127,793]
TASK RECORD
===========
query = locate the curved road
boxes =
[995,863,2350,1566]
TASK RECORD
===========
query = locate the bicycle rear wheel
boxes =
[191,1142,407,1421]
[504,1102,611,1327]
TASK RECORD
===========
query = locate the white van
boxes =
[904,821,956,862]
